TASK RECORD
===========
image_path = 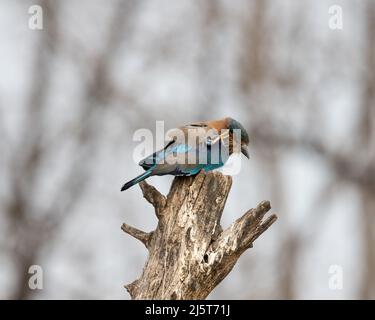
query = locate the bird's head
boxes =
[226,117,250,159]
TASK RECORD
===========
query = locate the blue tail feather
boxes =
[121,170,152,191]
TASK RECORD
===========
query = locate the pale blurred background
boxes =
[0,0,374,299]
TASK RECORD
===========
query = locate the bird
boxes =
[121,117,250,191]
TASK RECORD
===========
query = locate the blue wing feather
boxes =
[138,132,228,175]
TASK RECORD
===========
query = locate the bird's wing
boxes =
[144,140,196,176]
[139,138,197,170]
[138,139,175,170]
[184,121,208,128]
[139,124,229,172]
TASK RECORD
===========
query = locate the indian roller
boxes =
[121,117,250,191]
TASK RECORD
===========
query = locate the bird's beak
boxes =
[241,145,250,159]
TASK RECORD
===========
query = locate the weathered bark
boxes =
[122,171,277,300]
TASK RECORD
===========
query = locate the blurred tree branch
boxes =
[5,0,140,299]
[358,0,375,299]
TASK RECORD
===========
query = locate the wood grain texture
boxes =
[122,171,277,299]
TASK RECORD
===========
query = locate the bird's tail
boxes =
[121,170,153,191]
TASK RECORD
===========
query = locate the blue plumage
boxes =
[121,117,249,191]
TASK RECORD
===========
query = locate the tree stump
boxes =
[122,171,277,299]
